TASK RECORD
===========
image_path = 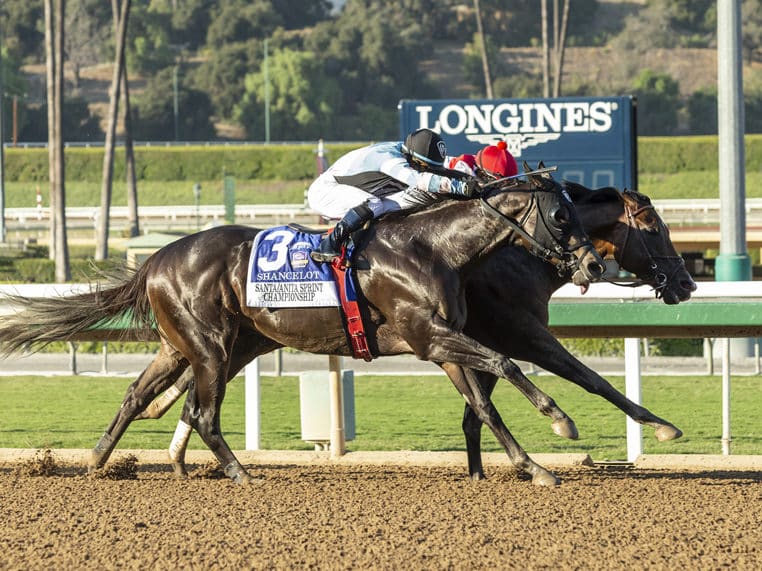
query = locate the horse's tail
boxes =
[0,262,154,357]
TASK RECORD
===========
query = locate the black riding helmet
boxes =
[401,128,448,168]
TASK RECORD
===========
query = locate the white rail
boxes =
[4,198,762,228]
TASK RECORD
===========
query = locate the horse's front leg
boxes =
[411,317,571,484]
[440,362,559,487]
[459,365,578,481]
[168,377,196,478]
[460,369,498,481]
[90,347,188,472]
[523,329,682,442]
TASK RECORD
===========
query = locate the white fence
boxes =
[5,198,762,230]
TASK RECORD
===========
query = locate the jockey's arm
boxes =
[378,156,477,198]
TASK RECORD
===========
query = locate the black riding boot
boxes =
[311,204,374,263]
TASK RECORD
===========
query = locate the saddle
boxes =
[286,223,373,362]
[287,222,369,269]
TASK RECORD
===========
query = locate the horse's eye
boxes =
[642,216,659,233]
[551,205,569,226]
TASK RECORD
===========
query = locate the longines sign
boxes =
[398,96,637,189]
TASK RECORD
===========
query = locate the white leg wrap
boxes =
[168,420,193,462]
[143,384,185,419]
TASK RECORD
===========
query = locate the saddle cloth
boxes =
[246,226,340,308]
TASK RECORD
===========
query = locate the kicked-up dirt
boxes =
[0,456,760,570]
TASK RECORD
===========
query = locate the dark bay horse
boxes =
[0,175,604,486]
[458,183,696,479]
[149,183,696,482]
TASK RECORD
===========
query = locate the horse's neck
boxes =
[575,194,623,262]
[395,199,519,274]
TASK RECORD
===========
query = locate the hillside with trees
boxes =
[3,0,762,143]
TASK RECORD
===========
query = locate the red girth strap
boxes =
[329,251,373,362]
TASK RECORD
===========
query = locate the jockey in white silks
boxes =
[307,128,482,263]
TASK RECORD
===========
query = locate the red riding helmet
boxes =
[447,153,477,174]
[475,141,518,179]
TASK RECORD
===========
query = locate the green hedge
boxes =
[2,143,364,183]
[561,337,703,357]
[12,258,114,283]
[637,135,762,173]
[5,137,761,182]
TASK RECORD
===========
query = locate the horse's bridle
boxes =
[603,190,686,298]
[479,186,595,277]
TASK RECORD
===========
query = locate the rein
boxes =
[600,193,685,298]
[479,189,590,276]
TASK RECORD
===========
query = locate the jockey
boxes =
[448,140,519,182]
[475,140,519,181]
[308,128,482,263]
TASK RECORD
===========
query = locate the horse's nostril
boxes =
[588,261,604,277]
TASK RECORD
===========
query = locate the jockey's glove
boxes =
[461,176,482,196]
[452,176,482,197]
[418,173,482,197]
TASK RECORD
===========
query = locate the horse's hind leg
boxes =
[134,370,193,421]
[89,345,188,472]
[168,337,279,478]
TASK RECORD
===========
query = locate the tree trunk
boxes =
[541,0,550,98]
[552,0,571,98]
[112,0,139,238]
[53,0,70,282]
[473,0,493,98]
[44,0,57,262]
[96,0,131,260]
[123,74,139,238]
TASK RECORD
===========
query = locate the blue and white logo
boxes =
[399,96,636,190]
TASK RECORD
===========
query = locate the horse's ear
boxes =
[538,160,545,169]
[522,160,540,187]
[622,187,652,205]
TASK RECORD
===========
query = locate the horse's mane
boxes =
[375,177,551,226]
[562,180,622,205]
[375,195,455,224]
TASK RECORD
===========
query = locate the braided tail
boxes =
[0,263,154,357]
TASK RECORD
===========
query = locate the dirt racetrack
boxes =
[1,453,761,570]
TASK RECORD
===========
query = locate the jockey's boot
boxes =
[311,204,374,263]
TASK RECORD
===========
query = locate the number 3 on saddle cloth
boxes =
[246,225,373,361]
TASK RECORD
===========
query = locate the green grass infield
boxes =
[1,373,760,462]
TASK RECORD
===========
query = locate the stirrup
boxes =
[310,238,341,263]
[310,249,340,263]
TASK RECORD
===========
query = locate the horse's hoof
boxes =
[234,473,265,485]
[87,457,104,474]
[532,470,561,487]
[224,462,264,485]
[552,417,579,440]
[655,424,683,442]
[171,464,188,479]
[469,471,487,481]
